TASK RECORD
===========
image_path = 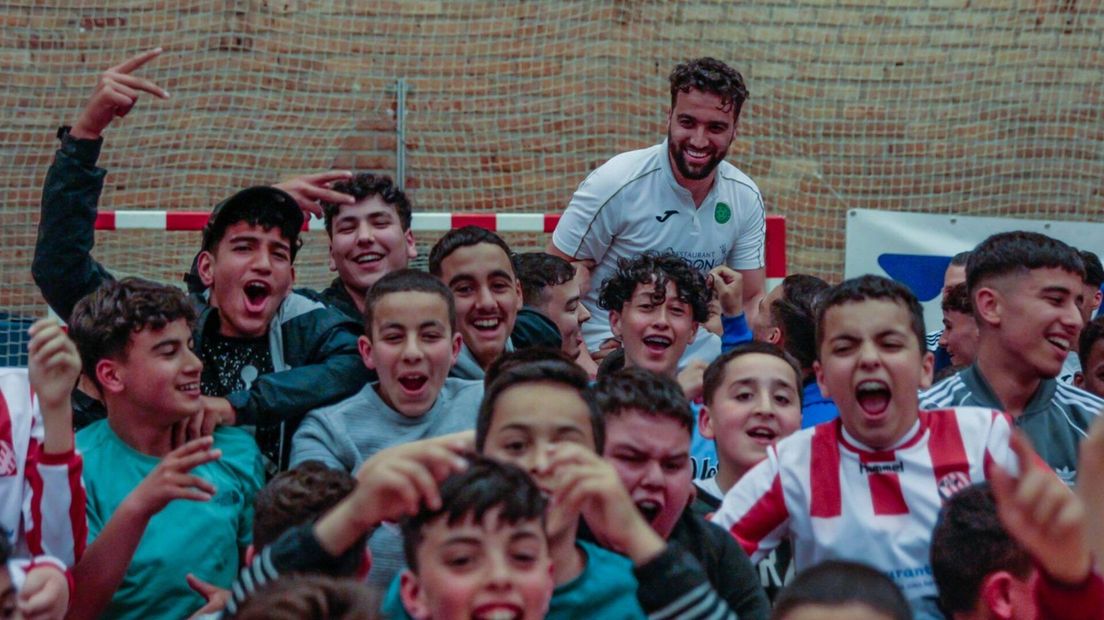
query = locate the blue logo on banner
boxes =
[877,254,952,302]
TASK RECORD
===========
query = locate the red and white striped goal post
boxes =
[95,211,788,281]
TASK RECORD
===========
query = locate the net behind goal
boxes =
[2,0,1101,364]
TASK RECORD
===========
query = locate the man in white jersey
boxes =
[549,57,766,363]
[711,276,1019,620]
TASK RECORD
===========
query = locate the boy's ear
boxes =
[513,278,524,312]
[919,350,935,390]
[449,330,463,366]
[974,286,1002,328]
[813,359,830,398]
[698,405,716,440]
[358,335,376,371]
[327,243,337,272]
[95,359,125,395]
[399,569,431,620]
[197,250,216,288]
[405,229,417,260]
[978,571,1017,620]
[609,310,623,339]
[765,326,782,345]
[1074,371,1085,388]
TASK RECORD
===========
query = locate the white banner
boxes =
[845,209,1104,330]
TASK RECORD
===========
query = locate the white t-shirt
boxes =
[552,140,766,352]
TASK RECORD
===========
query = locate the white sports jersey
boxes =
[710,408,1015,608]
[0,368,85,565]
[552,141,766,351]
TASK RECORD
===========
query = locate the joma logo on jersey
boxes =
[859,461,903,475]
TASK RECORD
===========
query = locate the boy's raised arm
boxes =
[32,49,169,322]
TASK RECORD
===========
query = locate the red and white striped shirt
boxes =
[0,368,86,566]
[710,408,1016,603]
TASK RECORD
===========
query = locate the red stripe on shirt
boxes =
[68,451,87,561]
[859,451,910,515]
[25,440,44,557]
[926,409,970,484]
[810,423,842,518]
[730,473,789,557]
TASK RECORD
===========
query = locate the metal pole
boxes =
[396,78,408,191]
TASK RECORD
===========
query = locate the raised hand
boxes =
[27,318,81,455]
[185,573,231,618]
[989,431,1090,584]
[17,565,69,620]
[274,171,355,218]
[123,436,221,520]
[708,265,744,318]
[70,47,169,140]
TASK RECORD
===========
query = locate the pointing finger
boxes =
[111,47,163,75]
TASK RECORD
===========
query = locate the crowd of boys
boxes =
[1,46,1101,620]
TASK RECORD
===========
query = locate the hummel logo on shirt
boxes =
[859,461,904,475]
[655,210,678,223]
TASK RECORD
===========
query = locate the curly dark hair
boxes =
[1079,315,1104,366]
[940,282,972,316]
[322,172,412,236]
[669,57,749,121]
[253,461,357,551]
[597,252,710,323]
[68,278,197,391]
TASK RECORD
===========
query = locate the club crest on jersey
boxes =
[859,460,903,475]
[714,202,732,224]
[0,440,16,477]
[937,471,971,501]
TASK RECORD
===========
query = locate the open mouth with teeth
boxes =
[642,335,672,354]
[855,380,891,416]
[745,425,777,446]
[177,382,200,395]
[472,605,523,620]
[635,499,662,524]
[682,146,714,165]
[243,281,272,313]
[352,252,383,266]
[471,317,503,334]
[397,374,429,394]
[1046,336,1071,355]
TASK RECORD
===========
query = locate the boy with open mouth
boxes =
[291,269,484,588]
[33,48,368,474]
[711,275,1023,619]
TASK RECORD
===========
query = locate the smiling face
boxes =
[481,381,596,540]
[440,243,524,370]
[362,291,461,418]
[603,409,692,539]
[666,88,737,185]
[400,508,554,620]
[1078,339,1104,398]
[534,271,591,359]
[328,196,417,304]
[200,221,295,338]
[982,268,1084,380]
[815,299,933,450]
[701,352,802,484]
[610,280,698,377]
[102,318,204,423]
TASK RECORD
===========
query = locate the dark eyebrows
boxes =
[447,274,476,288]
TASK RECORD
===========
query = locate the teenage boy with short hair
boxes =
[920,231,1102,484]
[398,456,555,620]
[429,226,558,380]
[750,274,836,427]
[694,342,803,601]
[66,278,264,619]
[32,49,369,473]
[316,172,418,319]
[291,268,483,587]
[467,358,737,619]
[594,367,770,620]
[937,282,978,370]
[712,274,1019,618]
[512,252,593,363]
[1074,316,1104,398]
[1058,249,1104,384]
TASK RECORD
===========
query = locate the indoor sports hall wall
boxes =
[2,0,1101,363]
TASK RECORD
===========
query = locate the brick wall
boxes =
[2,0,1102,323]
